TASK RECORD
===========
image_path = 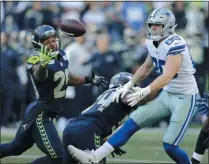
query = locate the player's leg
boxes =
[69,91,171,163]
[63,119,105,163]
[0,99,38,158]
[107,90,170,148]
[162,93,197,164]
[191,116,209,164]
[31,111,64,164]
[0,122,34,158]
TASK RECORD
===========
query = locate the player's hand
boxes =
[111,148,126,158]
[112,81,134,103]
[89,70,107,91]
[39,45,53,67]
[127,86,151,107]
[196,92,209,115]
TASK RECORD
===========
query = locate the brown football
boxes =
[59,19,86,37]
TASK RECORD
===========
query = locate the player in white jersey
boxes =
[68,8,199,164]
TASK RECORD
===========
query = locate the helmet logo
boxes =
[44,30,55,35]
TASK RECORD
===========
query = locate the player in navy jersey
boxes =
[0,25,107,164]
[191,92,209,164]
[62,72,159,163]
[63,72,133,163]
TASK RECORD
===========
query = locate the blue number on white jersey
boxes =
[146,33,198,94]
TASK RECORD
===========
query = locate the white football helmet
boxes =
[147,8,177,41]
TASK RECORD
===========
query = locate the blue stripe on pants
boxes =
[173,94,196,145]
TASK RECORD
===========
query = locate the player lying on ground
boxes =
[191,92,209,164]
[68,8,199,164]
[62,72,160,164]
[0,25,107,164]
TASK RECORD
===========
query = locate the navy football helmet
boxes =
[32,25,59,51]
[109,72,133,89]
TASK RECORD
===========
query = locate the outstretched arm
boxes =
[67,70,107,91]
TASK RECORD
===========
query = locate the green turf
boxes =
[1,129,208,163]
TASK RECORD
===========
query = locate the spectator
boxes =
[61,35,93,121]
[0,32,24,127]
[24,2,43,30]
[120,2,148,33]
[84,33,124,84]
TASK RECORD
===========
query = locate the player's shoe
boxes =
[68,145,97,163]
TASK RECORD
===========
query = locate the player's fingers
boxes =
[48,49,52,57]
[116,92,121,103]
[128,100,135,107]
[98,85,103,92]
[101,81,107,88]
[43,46,47,55]
[131,87,140,92]
[127,96,136,103]
[129,100,137,107]
[40,44,44,53]
[121,90,128,99]
[127,92,139,101]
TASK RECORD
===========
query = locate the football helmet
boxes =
[147,8,177,41]
[32,25,59,52]
[109,72,133,89]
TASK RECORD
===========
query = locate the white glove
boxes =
[127,86,151,107]
[112,81,134,103]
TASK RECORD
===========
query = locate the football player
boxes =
[0,25,107,164]
[68,8,199,164]
[191,92,209,164]
[63,72,159,164]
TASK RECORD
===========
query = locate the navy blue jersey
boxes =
[81,88,133,136]
[27,50,69,101]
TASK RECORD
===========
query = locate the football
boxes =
[59,19,86,37]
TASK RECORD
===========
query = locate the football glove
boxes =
[39,45,53,67]
[111,148,126,158]
[127,86,151,107]
[88,70,107,91]
[112,81,134,103]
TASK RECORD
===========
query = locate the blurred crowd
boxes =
[0,1,208,130]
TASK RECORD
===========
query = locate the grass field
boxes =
[1,128,208,163]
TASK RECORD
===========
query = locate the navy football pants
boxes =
[0,111,64,164]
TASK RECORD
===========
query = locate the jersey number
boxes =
[152,57,178,78]
[83,90,115,113]
[54,69,69,98]
[151,57,165,74]
[165,36,181,45]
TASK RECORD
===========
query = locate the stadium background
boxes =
[0,1,208,163]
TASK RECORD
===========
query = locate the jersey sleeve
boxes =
[27,55,40,70]
[166,38,186,56]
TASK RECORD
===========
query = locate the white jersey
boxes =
[146,33,198,95]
